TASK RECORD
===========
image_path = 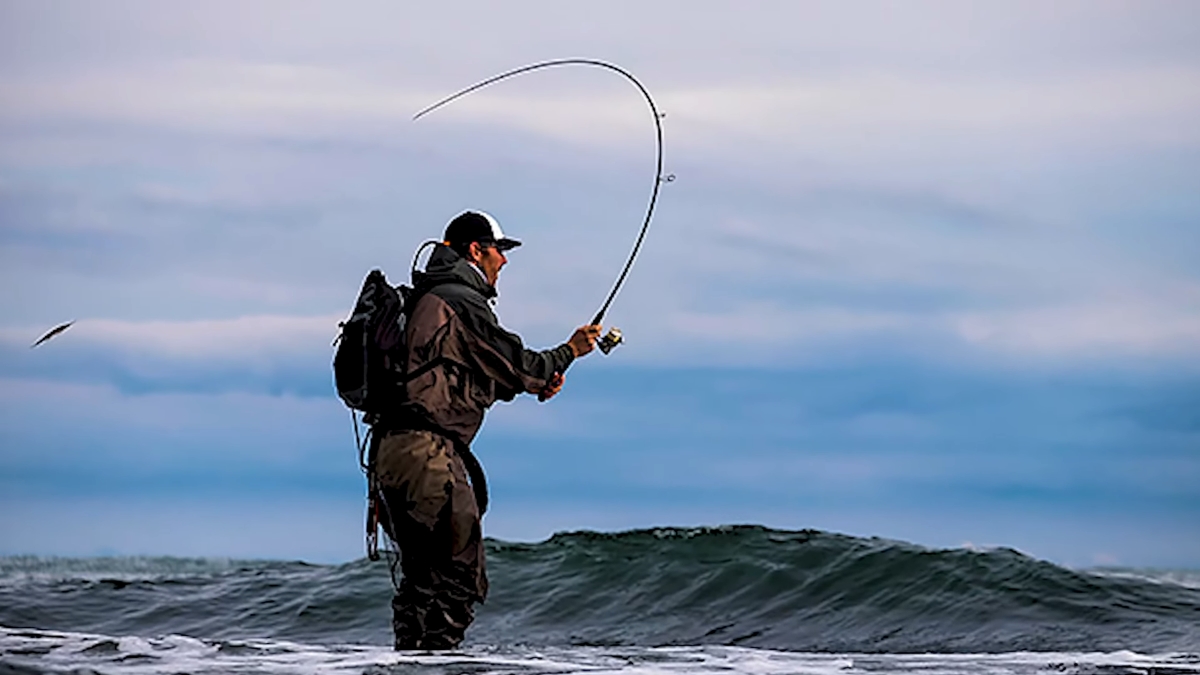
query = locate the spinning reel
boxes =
[597,327,623,355]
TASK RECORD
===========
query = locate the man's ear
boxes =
[467,241,482,263]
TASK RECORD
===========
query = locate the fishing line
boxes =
[413,58,671,327]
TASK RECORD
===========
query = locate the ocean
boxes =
[2,526,1198,674]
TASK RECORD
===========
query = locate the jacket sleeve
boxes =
[456,293,576,393]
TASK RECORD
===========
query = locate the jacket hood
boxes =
[415,244,497,299]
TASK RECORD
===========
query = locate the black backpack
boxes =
[334,268,416,562]
[334,246,440,561]
[333,269,412,415]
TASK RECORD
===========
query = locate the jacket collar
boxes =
[417,244,498,299]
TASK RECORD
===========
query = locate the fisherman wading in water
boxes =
[371,211,600,650]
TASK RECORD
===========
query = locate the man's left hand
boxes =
[538,372,565,401]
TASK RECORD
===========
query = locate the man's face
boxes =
[470,241,507,286]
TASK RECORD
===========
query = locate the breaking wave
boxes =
[2,526,1198,653]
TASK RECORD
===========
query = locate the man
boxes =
[372,210,601,650]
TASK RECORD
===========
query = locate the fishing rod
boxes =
[413,58,671,354]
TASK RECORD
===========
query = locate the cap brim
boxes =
[495,238,521,251]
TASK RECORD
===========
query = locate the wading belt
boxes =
[368,422,490,518]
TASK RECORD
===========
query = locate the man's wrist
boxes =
[559,342,578,364]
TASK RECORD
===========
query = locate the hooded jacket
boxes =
[391,244,576,449]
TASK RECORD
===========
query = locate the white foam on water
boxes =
[2,626,1198,675]
[1088,567,1200,590]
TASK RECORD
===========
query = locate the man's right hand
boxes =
[568,324,603,358]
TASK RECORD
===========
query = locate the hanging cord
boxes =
[411,239,441,279]
[374,485,403,586]
[413,58,671,326]
[353,411,368,472]
[353,413,384,561]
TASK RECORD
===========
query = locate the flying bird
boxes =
[31,320,75,348]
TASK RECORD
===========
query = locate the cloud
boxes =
[3,282,1198,405]
[1,0,1199,567]
[0,315,339,397]
[632,296,1200,362]
[0,376,352,487]
[664,68,1200,155]
[0,60,439,141]
[5,58,1198,163]
[5,360,1195,503]
[952,301,1200,357]
[38,314,340,359]
[0,495,364,561]
[2,5,1196,372]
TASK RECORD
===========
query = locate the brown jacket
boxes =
[391,245,576,450]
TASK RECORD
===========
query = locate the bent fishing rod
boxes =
[413,58,671,353]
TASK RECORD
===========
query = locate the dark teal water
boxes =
[2,526,1198,654]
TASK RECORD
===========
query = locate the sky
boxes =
[0,1,1197,568]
